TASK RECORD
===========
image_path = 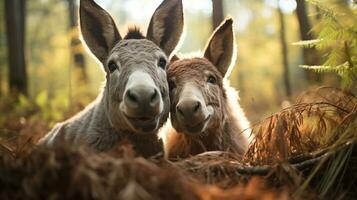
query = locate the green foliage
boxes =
[294,0,357,90]
[0,91,64,126]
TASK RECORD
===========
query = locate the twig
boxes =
[178,141,356,176]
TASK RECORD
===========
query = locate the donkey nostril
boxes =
[193,102,201,112]
[177,106,183,115]
[127,90,138,103]
[151,90,158,102]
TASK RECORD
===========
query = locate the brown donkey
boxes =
[39,0,183,157]
[164,18,251,159]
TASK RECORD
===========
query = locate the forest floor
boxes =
[0,86,356,200]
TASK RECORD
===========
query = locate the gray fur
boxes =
[39,0,183,157]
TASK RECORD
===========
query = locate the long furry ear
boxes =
[204,18,235,77]
[147,0,184,57]
[80,0,121,63]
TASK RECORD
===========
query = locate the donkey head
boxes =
[168,18,234,135]
[80,0,183,134]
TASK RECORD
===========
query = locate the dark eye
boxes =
[108,61,118,73]
[207,75,217,84]
[168,79,176,90]
[158,57,167,69]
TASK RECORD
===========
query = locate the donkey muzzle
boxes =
[121,71,163,133]
[124,85,161,118]
[176,98,211,133]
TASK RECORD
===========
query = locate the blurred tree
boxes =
[277,1,291,97]
[4,0,27,95]
[212,0,224,30]
[66,0,87,83]
[0,1,4,96]
[295,0,321,83]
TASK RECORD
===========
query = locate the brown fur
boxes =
[124,27,145,39]
[166,59,249,158]
[164,19,250,159]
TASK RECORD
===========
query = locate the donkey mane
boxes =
[124,27,145,39]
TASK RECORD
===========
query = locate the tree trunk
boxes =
[295,0,321,83]
[4,0,27,95]
[212,0,224,30]
[278,3,291,98]
[66,0,87,83]
[0,61,2,96]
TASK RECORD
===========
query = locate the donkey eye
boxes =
[108,61,118,73]
[158,57,167,69]
[207,75,217,84]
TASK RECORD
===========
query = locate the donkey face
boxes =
[168,19,234,135]
[80,0,183,134]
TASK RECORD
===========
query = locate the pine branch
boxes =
[297,0,357,90]
[292,39,321,48]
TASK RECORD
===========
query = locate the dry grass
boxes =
[246,86,357,165]
[177,87,357,198]
[0,143,288,200]
[0,87,356,199]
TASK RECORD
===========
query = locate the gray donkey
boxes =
[39,0,184,157]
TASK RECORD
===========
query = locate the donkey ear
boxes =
[170,54,180,63]
[204,18,235,77]
[147,0,183,57]
[80,0,121,63]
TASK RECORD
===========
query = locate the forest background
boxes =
[0,0,355,129]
